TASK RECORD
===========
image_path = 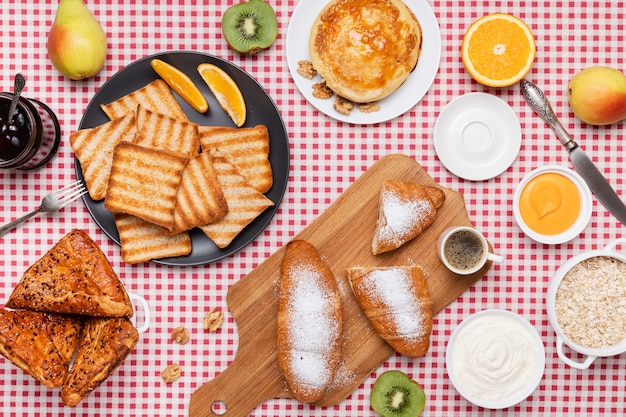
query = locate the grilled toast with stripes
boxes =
[70,112,137,200]
[104,142,188,231]
[198,124,273,193]
[100,79,187,121]
[171,151,228,234]
[199,152,274,248]
[136,105,200,157]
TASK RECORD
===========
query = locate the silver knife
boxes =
[521,79,626,226]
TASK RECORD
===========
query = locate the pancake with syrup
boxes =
[309,0,422,103]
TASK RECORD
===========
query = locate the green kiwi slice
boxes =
[221,0,278,55]
[370,370,426,417]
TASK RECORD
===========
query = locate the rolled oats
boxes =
[555,256,626,348]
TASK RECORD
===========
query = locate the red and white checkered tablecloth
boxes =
[1,0,625,416]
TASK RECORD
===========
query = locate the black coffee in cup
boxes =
[444,229,485,271]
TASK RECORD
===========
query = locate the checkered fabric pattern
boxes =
[0,0,625,416]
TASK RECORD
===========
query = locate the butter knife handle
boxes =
[521,79,577,152]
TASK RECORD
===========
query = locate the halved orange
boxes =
[150,59,208,113]
[197,63,246,127]
[461,13,536,87]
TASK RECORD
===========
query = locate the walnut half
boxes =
[203,308,224,332]
[171,327,190,345]
[297,60,317,79]
[161,364,182,383]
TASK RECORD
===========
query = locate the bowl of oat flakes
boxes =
[547,238,626,369]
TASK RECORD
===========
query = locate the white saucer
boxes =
[434,93,522,181]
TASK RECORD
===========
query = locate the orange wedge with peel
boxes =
[150,59,208,113]
[461,13,536,87]
[197,63,246,127]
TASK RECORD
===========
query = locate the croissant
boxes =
[276,240,343,403]
[372,180,445,255]
[346,265,433,358]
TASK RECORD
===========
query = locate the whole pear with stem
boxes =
[47,0,107,80]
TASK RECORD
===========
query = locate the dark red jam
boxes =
[0,100,31,161]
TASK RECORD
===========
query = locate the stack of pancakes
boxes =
[309,0,422,103]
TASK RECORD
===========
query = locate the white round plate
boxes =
[286,0,441,125]
[434,92,522,181]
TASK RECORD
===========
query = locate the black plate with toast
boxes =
[75,51,290,266]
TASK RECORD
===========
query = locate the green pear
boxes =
[47,0,107,80]
[568,66,626,126]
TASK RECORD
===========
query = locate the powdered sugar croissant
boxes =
[372,180,445,255]
[346,265,433,358]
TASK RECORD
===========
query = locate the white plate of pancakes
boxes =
[75,51,290,266]
[286,0,442,125]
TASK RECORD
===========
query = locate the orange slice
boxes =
[150,59,208,113]
[197,63,246,127]
[461,13,536,87]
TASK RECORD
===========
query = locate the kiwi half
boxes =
[221,0,278,55]
[370,370,426,417]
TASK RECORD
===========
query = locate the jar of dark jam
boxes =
[0,92,60,170]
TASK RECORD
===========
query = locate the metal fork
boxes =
[0,180,88,238]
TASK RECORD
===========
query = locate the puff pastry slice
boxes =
[61,317,139,407]
[0,309,83,389]
[6,230,134,317]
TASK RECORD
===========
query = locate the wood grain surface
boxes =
[189,154,493,417]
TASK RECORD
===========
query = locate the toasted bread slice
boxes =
[70,112,137,200]
[62,317,139,407]
[105,142,188,231]
[100,79,187,121]
[372,180,445,255]
[198,125,273,193]
[0,309,83,389]
[6,230,134,317]
[114,213,192,264]
[136,105,200,158]
[199,152,274,248]
[171,151,228,234]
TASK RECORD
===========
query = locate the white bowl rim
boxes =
[445,309,546,409]
[546,238,626,360]
[513,165,592,245]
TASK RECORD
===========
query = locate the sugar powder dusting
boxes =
[379,189,432,245]
[361,268,425,339]
[285,262,341,387]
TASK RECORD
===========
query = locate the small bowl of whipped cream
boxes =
[445,309,545,409]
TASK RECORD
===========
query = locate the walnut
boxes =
[333,96,354,115]
[297,60,317,79]
[312,82,334,99]
[161,364,182,383]
[358,102,380,113]
[203,308,224,332]
[171,327,190,345]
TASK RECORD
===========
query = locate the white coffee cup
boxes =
[437,226,504,275]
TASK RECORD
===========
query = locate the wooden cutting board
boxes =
[189,154,492,417]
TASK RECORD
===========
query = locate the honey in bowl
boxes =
[513,165,592,245]
[518,171,580,235]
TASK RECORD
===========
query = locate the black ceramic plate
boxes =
[75,51,290,266]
